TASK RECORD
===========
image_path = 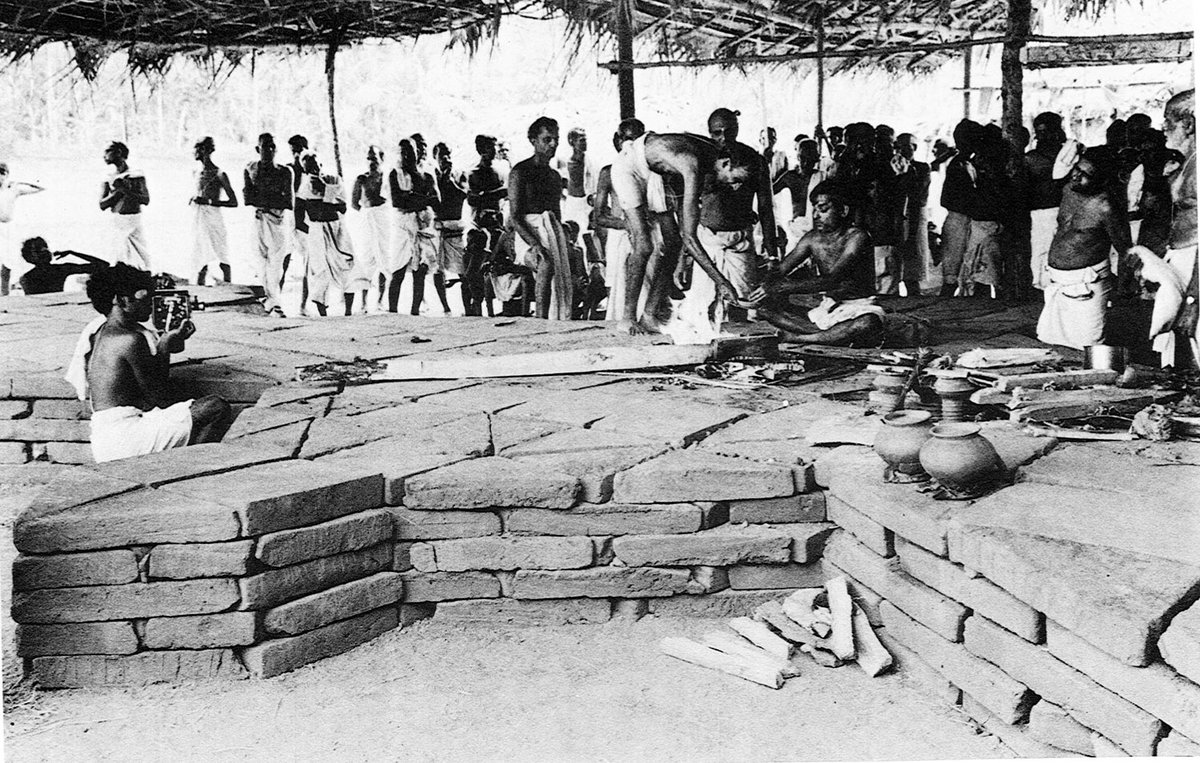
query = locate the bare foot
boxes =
[629,317,664,336]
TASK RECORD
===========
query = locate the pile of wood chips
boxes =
[660,576,892,689]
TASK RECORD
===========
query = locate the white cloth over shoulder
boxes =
[1139,245,1199,367]
[64,316,159,402]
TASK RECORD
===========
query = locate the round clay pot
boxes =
[919,423,1005,492]
[874,410,934,476]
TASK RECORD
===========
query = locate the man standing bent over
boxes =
[244,133,294,316]
[66,263,232,463]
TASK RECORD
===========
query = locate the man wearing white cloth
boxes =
[190,137,238,286]
[66,263,231,463]
[244,133,294,316]
[510,116,575,320]
[99,142,151,270]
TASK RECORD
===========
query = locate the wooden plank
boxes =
[380,344,713,380]
[660,636,784,688]
[990,369,1118,392]
[1025,38,1192,69]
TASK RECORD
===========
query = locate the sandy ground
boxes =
[1,467,1010,763]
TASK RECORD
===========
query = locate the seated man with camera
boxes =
[65,263,233,463]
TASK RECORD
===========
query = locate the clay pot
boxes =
[870,369,909,410]
[932,373,975,422]
[874,410,934,477]
[919,423,1005,493]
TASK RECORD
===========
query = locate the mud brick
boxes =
[0,399,30,418]
[434,597,610,626]
[262,572,405,636]
[965,615,1163,755]
[0,417,90,442]
[1158,732,1200,757]
[776,522,836,563]
[959,695,1077,759]
[612,526,791,567]
[825,448,957,555]
[650,589,798,619]
[418,536,594,572]
[255,509,393,567]
[17,621,139,657]
[896,538,1042,642]
[41,442,93,464]
[240,606,398,679]
[511,445,667,503]
[161,460,384,536]
[314,439,474,505]
[31,399,89,420]
[13,549,138,590]
[728,493,826,524]
[686,566,729,594]
[238,544,391,610]
[31,649,247,688]
[1159,602,1200,684]
[824,532,967,641]
[17,486,240,554]
[1045,619,1200,745]
[88,442,283,487]
[0,441,28,463]
[403,456,580,509]
[398,603,436,627]
[143,612,258,649]
[399,572,501,602]
[727,562,825,590]
[613,450,795,503]
[148,540,255,579]
[410,543,436,572]
[882,604,1035,725]
[17,467,139,521]
[876,632,961,705]
[503,503,703,536]
[826,496,894,557]
[1028,700,1095,756]
[508,567,691,599]
[392,508,501,540]
[13,579,239,624]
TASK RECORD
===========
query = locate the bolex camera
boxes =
[151,274,205,332]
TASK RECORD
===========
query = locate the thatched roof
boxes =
[0,0,1127,78]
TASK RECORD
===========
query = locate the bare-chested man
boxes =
[432,142,467,314]
[1037,147,1133,349]
[773,138,825,245]
[609,119,758,334]
[244,133,294,317]
[99,141,151,270]
[746,182,883,345]
[190,137,238,286]
[1025,113,1067,289]
[349,145,387,312]
[71,263,231,463]
[509,116,575,319]
[556,127,596,234]
[467,135,507,227]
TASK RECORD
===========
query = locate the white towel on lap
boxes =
[807,296,885,331]
[90,403,193,463]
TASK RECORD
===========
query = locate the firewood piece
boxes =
[825,576,856,660]
[781,588,824,630]
[660,636,784,688]
[755,602,828,649]
[799,642,846,668]
[851,603,893,677]
[701,631,800,678]
[991,369,1118,392]
[811,621,832,638]
[729,616,794,662]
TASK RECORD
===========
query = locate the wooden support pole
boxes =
[1001,0,1032,144]
[816,8,825,130]
[616,0,636,120]
[962,47,972,119]
[324,41,343,178]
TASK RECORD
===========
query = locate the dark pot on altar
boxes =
[874,410,933,481]
[919,422,1005,495]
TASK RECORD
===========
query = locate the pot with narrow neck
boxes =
[919,422,1005,494]
[874,410,933,481]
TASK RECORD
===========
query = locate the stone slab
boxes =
[13,578,240,624]
[13,549,139,590]
[587,399,749,446]
[31,399,88,419]
[1159,602,1200,684]
[613,450,795,503]
[650,589,800,619]
[40,442,93,464]
[1158,732,1200,757]
[298,404,476,458]
[489,416,572,453]
[726,562,825,590]
[434,598,611,626]
[148,540,255,579]
[511,445,667,503]
[255,509,393,567]
[728,493,826,524]
[0,399,30,418]
[415,536,594,572]
[403,457,580,510]
[31,649,247,689]
[507,567,692,599]
[17,621,139,657]
[0,441,28,463]
[86,443,284,487]
[399,572,502,602]
[0,417,90,442]
[238,544,392,610]
[876,632,961,705]
[500,427,665,457]
[612,527,792,567]
[951,525,1200,666]
[1019,442,1200,506]
[701,399,861,445]
[161,460,384,536]
[240,606,399,679]
[964,615,1164,756]
[143,612,258,649]
[262,572,405,636]
[225,420,312,458]
[224,406,315,440]
[392,508,501,540]
[959,695,1077,759]
[502,503,704,536]
[882,603,1035,725]
[315,441,473,506]
[827,495,894,558]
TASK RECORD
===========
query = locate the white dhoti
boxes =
[90,402,194,463]
[387,210,420,274]
[603,228,651,323]
[304,219,356,307]
[1036,261,1111,350]
[253,208,289,311]
[807,296,886,330]
[355,204,389,280]
[562,195,591,232]
[514,212,574,320]
[1030,207,1058,290]
[190,204,230,272]
[435,219,465,275]
[1144,246,1199,367]
[110,212,150,270]
[670,227,756,343]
